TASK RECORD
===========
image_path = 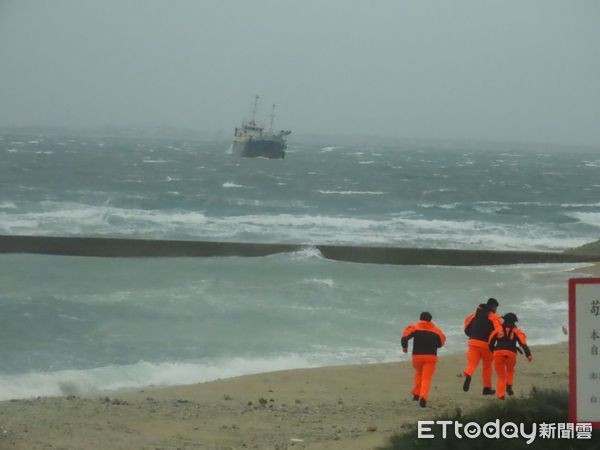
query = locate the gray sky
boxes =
[0,0,599,146]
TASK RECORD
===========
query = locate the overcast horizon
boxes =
[1,1,599,147]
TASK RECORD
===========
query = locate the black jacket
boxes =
[464,304,503,344]
[401,321,446,356]
[489,325,531,358]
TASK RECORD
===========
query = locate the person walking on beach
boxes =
[462,297,504,395]
[488,313,532,399]
[401,312,446,408]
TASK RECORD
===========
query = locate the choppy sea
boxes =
[1,133,598,399]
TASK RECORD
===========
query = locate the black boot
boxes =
[482,387,496,395]
[463,375,471,392]
[419,398,427,408]
[413,394,420,401]
[506,385,514,396]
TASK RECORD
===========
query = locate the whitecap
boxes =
[222,181,245,188]
[568,212,600,228]
[289,246,324,260]
[519,298,567,312]
[0,201,17,210]
[318,190,385,195]
[0,202,590,251]
[302,278,335,288]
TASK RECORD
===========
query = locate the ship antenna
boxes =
[251,95,259,124]
[269,103,276,131]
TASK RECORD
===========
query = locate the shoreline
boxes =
[569,262,600,276]
[0,343,569,449]
[0,337,570,402]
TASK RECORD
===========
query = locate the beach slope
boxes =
[0,343,568,450]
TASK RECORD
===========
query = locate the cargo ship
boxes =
[232,95,291,159]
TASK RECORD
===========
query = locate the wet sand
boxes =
[0,343,568,450]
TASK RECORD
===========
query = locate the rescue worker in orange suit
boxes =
[401,312,446,408]
[463,297,504,395]
[488,312,532,399]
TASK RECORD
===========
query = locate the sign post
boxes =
[569,278,600,427]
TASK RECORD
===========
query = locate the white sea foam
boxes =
[520,297,567,312]
[475,200,546,206]
[560,202,600,208]
[0,202,590,250]
[0,201,17,210]
[419,203,459,210]
[288,246,324,260]
[583,161,600,168]
[57,314,84,321]
[421,188,457,196]
[568,212,600,228]
[302,278,335,287]
[473,205,511,214]
[222,181,245,188]
[318,190,386,195]
[0,356,317,401]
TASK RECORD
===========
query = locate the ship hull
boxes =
[233,139,285,159]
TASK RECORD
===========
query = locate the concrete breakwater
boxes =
[1,235,599,266]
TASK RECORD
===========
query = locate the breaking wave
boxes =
[0,356,317,401]
[0,201,590,250]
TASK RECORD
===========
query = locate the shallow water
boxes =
[0,252,581,400]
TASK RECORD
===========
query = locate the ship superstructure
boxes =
[232,95,291,159]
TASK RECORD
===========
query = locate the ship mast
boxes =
[269,104,276,131]
[251,95,259,124]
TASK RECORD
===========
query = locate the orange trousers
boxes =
[493,350,516,398]
[411,355,437,400]
[464,344,493,388]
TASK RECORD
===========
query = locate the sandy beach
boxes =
[0,342,568,450]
